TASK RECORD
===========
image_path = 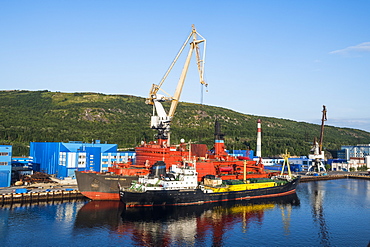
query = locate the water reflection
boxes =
[307,182,329,246]
[75,194,300,246]
[0,200,87,245]
[74,200,124,230]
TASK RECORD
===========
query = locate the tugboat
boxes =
[119,160,300,207]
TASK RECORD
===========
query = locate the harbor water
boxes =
[1,178,369,246]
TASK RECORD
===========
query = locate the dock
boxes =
[1,189,86,205]
[0,181,87,205]
[300,173,370,182]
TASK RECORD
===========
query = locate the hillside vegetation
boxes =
[1,90,370,156]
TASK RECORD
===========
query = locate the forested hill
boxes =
[1,90,370,156]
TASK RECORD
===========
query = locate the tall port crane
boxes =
[307,105,327,174]
[145,25,207,146]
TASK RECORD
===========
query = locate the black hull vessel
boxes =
[120,178,299,207]
[119,162,300,207]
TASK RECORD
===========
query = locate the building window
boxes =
[0,152,9,156]
[0,162,8,165]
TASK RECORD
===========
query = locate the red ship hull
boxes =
[80,191,120,201]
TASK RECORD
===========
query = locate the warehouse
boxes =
[30,141,134,179]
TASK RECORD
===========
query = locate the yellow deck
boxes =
[205,181,276,192]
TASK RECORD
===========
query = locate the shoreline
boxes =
[1,172,369,205]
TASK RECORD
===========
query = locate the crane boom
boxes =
[319,105,327,153]
[168,40,197,117]
[146,25,207,145]
[307,105,327,174]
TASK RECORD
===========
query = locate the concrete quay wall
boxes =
[300,174,370,182]
[1,189,86,205]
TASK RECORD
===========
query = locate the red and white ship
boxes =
[76,26,277,201]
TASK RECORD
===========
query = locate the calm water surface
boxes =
[1,178,369,246]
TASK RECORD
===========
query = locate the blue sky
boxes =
[1,1,370,132]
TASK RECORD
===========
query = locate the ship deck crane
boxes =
[307,105,327,174]
[145,25,207,146]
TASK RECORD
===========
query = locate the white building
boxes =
[331,144,370,171]
[331,157,370,172]
[341,144,370,159]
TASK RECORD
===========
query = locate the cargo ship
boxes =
[119,160,300,207]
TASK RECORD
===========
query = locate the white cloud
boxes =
[330,42,370,55]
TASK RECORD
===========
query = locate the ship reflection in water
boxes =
[74,194,300,246]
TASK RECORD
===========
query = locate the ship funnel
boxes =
[149,161,166,178]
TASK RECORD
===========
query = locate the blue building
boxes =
[0,145,12,187]
[257,156,312,172]
[11,156,38,182]
[12,156,37,169]
[30,141,119,179]
[101,151,135,172]
[229,150,254,160]
[289,156,311,172]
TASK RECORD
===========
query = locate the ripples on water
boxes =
[1,179,369,246]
